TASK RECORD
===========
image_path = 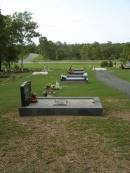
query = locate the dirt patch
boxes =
[0,112,130,172]
[105,109,130,121]
[102,98,130,121]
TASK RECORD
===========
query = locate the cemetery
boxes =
[19,76,102,116]
[60,74,88,81]
[1,62,130,173]
[93,67,107,71]
[1,1,130,171]
[60,66,88,82]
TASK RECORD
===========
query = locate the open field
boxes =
[0,63,130,172]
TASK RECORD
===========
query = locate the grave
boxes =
[60,72,88,82]
[32,71,48,75]
[71,68,84,71]
[60,75,88,82]
[69,70,85,75]
[68,67,85,75]
[121,62,130,69]
[93,67,107,71]
[68,74,86,77]
[19,81,103,116]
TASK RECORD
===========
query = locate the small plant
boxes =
[100,60,113,67]
[100,60,108,67]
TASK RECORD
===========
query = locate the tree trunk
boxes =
[21,56,23,72]
[0,58,2,71]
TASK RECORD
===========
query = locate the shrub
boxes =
[100,60,108,67]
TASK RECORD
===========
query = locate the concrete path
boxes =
[24,53,39,62]
[95,70,130,97]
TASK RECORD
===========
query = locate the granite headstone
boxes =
[20,81,31,106]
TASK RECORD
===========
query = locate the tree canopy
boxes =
[0,10,40,71]
[38,39,128,62]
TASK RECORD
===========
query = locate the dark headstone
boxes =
[20,81,31,106]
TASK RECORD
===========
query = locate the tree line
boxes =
[38,38,130,62]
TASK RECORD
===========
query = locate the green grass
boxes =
[0,63,129,114]
[111,68,130,82]
[0,116,30,143]
[0,63,130,172]
[68,116,130,158]
[24,62,100,70]
[55,70,125,98]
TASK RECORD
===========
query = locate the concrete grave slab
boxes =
[60,73,88,82]
[19,97,103,116]
[69,70,85,74]
[19,81,103,116]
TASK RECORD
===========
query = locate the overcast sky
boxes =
[1,0,130,44]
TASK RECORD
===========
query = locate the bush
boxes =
[100,60,108,67]
[100,60,113,67]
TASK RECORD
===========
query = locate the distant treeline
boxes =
[38,37,130,61]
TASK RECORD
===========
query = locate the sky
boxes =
[0,0,130,44]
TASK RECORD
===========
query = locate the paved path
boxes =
[24,53,39,62]
[95,70,130,97]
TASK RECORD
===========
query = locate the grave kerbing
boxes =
[19,81,103,116]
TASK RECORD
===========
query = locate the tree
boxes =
[0,11,8,71]
[26,43,38,53]
[120,43,130,62]
[4,45,19,70]
[39,37,57,60]
[80,44,92,60]
[39,36,48,58]
[0,11,17,71]
[11,11,40,70]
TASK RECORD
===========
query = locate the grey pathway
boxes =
[95,70,130,97]
[24,53,39,62]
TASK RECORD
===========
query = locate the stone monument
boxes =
[20,81,31,106]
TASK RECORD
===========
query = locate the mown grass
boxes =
[0,63,129,114]
[0,63,130,172]
[68,117,130,158]
[0,117,24,140]
[112,68,130,82]
[0,115,129,172]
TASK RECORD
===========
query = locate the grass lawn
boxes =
[0,63,130,172]
[111,68,130,82]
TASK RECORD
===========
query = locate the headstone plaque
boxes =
[53,99,68,106]
[20,81,31,106]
